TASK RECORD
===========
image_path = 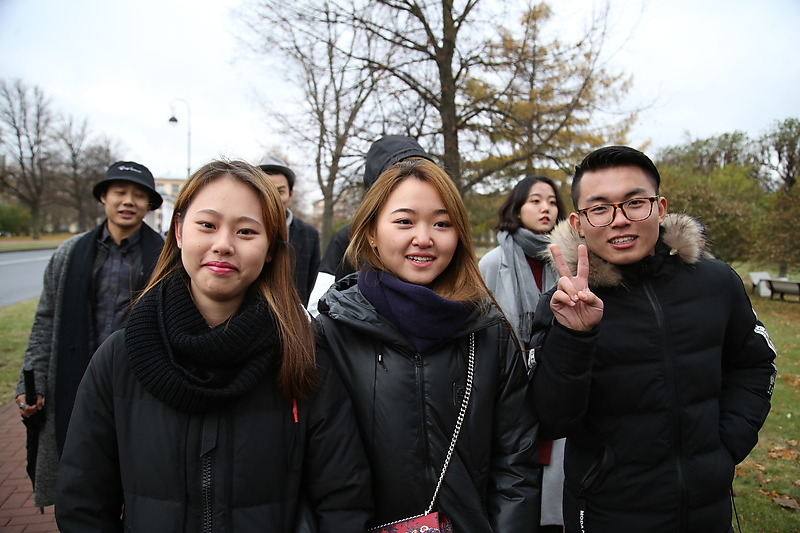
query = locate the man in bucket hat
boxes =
[15,161,165,509]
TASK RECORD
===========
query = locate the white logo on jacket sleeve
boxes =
[754,324,777,356]
[753,318,778,397]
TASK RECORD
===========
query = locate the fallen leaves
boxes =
[773,497,800,510]
[767,444,800,461]
[781,374,800,387]
[757,489,800,509]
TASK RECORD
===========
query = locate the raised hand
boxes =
[549,244,604,331]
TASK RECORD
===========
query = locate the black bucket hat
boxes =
[92,161,163,210]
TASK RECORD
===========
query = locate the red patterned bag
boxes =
[369,335,474,533]
[370,512,452,533]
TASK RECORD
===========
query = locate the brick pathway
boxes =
[0,401,58,532]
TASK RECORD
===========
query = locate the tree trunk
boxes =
[438,0,461,189]
[30,203,41,240]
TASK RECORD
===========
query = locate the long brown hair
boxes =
[140,159,315,398]
[346,158,490,304]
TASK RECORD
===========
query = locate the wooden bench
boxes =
[765,279,800,301]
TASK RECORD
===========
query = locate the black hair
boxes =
[571,146,661,208]
[262,169,295,191]
[496,176,566,233]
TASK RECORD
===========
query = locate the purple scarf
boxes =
[358,269,472,354]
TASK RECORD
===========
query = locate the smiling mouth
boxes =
[408,256,434,264]
[609,236,636,244]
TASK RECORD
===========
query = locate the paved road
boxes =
[0,249,56,308]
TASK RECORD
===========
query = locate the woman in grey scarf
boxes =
[479,175,567,533]
[479,176,566,348]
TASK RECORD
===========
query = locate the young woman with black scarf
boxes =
[55,160,372,532]
[316,158,540,531]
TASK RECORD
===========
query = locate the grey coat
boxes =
[16,233,84,507]
[16,224,163,507]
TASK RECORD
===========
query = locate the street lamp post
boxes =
[168,98,191,178]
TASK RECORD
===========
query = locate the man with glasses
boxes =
[528,146,777,532]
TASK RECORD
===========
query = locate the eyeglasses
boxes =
[577,196,659,227]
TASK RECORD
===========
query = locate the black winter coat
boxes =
[55,331,372,533]
[318,276,541,532]
[530,215,777,533]
[288,215,321,306]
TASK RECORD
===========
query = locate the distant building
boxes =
[146,177,185,234]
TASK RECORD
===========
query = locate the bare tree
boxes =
[286,0,636,194]
[54,118,122,231]
[759,117,800,193]
[0,79,56,239]
[318,0,488,187]
[241,1,388,244]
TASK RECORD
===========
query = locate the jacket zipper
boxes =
[202,454,213,533]
[200,412,219,533]
[414,353,434,494]
[644,281,688,532]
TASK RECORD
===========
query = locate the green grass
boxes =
[732,297,800,532]
[0,297,38,404]
[0,284,797,529]
[0,233,70,252]
[733,261,800,282]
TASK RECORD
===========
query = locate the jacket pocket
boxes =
[576,445,615,532]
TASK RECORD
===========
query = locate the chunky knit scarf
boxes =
[126,273,280,413]
[492,228,555,346]
[358,269,472,354]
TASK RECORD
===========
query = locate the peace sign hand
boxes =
[549,244,604,332]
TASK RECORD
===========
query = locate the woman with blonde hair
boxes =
[317,157,540,531]
[55,160,371,532]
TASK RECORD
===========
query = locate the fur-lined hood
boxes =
[543,213,709,288]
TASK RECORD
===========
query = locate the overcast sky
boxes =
[1,0,799,186]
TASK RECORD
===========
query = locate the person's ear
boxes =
[569,212,584,238]
[657,196,668,223]
[174,214,183,249]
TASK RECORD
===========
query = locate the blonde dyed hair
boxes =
[346,158,490,304]
[140,159,315,398]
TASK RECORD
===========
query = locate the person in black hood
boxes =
[55,160,372,533]
[307,135,434,315]
[529,146,777,533]
[317,157,541,531]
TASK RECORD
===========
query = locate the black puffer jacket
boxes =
[530,214,777,533]
[318,275,540,532]
[55,331,372,533]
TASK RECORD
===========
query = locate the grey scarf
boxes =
[494,228,555,346]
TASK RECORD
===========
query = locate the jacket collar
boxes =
[545,213,709,288]
[319,272,503,351]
